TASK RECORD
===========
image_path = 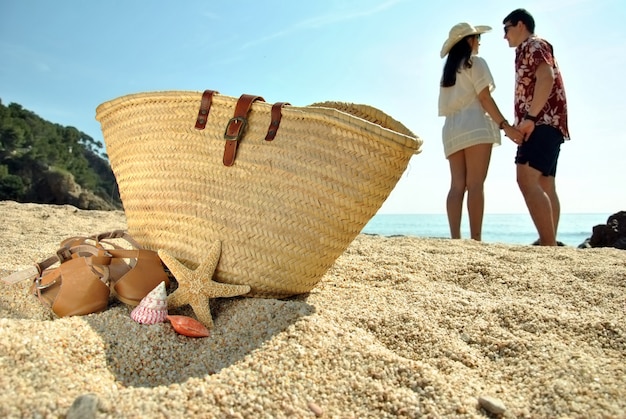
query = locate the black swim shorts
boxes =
[515,124,565,177]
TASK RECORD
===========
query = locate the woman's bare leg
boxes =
[447,150,467,239]
[464,144,493,241]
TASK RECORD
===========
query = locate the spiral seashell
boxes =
[167,315,210,338]
[130,281,168,324]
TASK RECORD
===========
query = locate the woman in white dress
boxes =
[439,22,522,241]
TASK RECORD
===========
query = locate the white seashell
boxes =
[130,281,168,324]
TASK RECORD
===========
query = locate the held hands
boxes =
[516,119,536,142]
[502,123,525,145]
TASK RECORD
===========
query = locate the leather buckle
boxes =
[34,276,57,291]
[56,247,72,263]
[222,94,264,166]
[224,116,248,141]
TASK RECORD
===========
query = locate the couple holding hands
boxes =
[439,8,569,246]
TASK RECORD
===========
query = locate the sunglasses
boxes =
[503,24,515,34]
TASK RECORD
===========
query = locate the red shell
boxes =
[167,315,210,338]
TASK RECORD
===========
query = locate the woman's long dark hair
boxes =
[441,35,475,87]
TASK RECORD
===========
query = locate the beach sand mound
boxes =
[1,201,624,418]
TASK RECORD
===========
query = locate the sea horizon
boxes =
[362,212,612,247]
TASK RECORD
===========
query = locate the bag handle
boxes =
[195,90,219,129]
[194,91,290,164]
[265,102,290,141]
[223,94,265,166]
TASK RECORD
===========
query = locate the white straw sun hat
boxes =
[440,22,492,58]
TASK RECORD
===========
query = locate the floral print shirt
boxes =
[514,36,569,140]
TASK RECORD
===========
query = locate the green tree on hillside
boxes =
[0,99,121,208]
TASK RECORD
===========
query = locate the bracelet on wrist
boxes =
[523,112,538,122]
[499,120,508,130]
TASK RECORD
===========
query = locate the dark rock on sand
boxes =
[579,211,626,250]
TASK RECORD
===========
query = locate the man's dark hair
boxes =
[503,8,535,33]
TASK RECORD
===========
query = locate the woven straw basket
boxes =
[96,90,422,298]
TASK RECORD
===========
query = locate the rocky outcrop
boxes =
[29,168,119,211]
[578,211,626,250]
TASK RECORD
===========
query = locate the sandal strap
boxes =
[2,230,146,285]
[2,255,59,284]
[2,244,112,285]
[59,230,144,251]
[93,230,145,250]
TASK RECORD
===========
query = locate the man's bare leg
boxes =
[517,163,557,246]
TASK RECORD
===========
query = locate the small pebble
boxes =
[66,393,100,419]
[478,395,506,415]
[308,401,324,417]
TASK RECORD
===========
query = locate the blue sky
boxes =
[1,0,624,214]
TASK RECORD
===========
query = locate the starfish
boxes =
[158,240,250,328]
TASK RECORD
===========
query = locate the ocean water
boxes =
[361,213,611,247]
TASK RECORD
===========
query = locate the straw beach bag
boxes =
[96,90,422,298]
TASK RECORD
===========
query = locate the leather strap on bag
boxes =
[195,90,219,130]
[265,102,290,141]
[223,94,265,166]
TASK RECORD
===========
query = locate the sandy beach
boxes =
[0,200,624,418]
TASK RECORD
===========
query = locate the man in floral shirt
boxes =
[503,8,569,246]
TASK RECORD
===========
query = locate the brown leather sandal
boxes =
[31,247,111,317]
[54,230,171,306]
[3,230,170,315]
[88,230,171,306]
